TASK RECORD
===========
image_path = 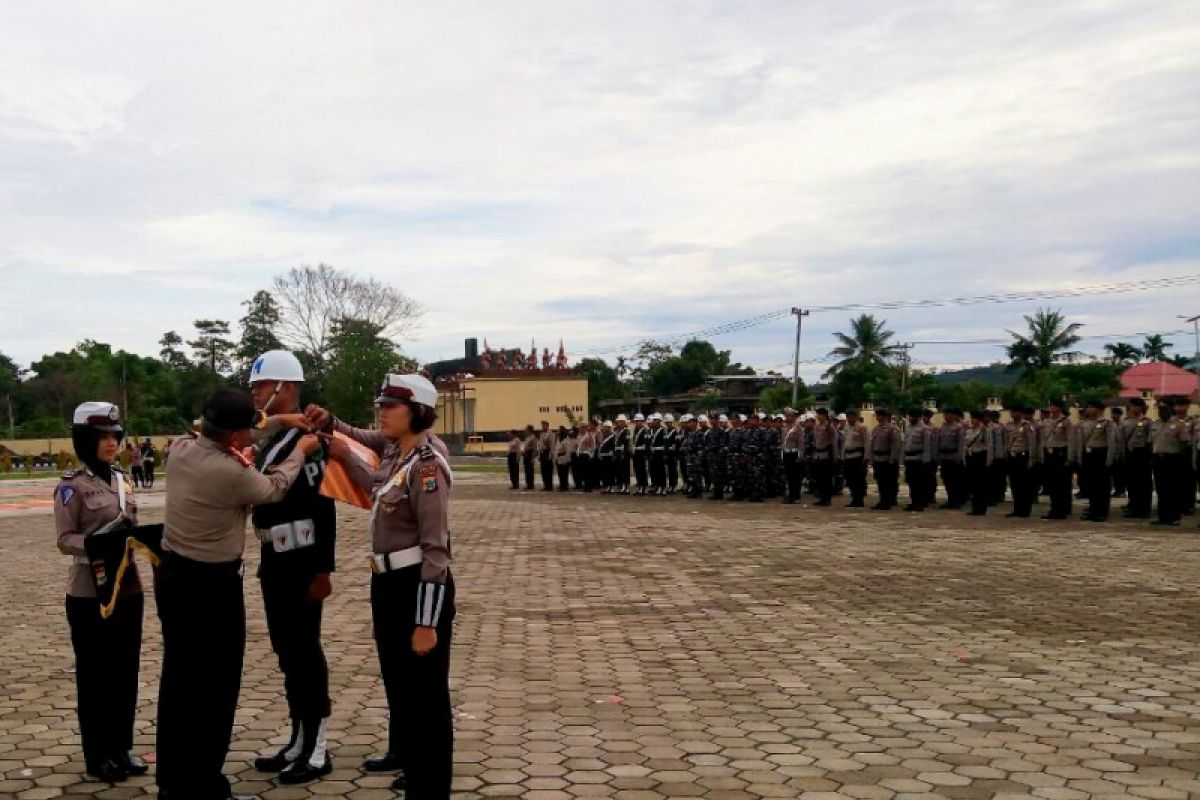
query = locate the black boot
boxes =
[279,717,333,785]
[254,718,303,772]
[116,752,149,776]
[363,752,404,772]
[87,759,129,783]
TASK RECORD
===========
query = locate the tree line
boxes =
[0,264,421,439]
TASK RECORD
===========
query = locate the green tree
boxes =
[0,352,23,438]
[759,380,808,412]
[1005,309,1083,378]
[576,357,622,414]
[824,314,903,378]
[236,290,284,383]
[1140,334,1173,362]
[828,360,894,412]
[1103,341,1141,367]
[158,330,190,370]
[324,319,403,426]
[189,319,235,374]
[643,340,754,396]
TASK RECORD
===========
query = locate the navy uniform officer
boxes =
[55,402,147,783]
[157,390,319,800]
[247,351,338,784]
[308,374,455,799]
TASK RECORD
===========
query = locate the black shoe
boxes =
[1111,492,1126,498]
[254,753,292,772]
[87,759,129,783]
[117,753,148,776]
[814,500,831,507]
[391,774,407,791]
[1041,514,1067,520]
[280,755,333,785]
[1150,519,1181,526]
[782,499,796,505]
[966,511,986,516]
[363,752,404,772]
[903,504,923,512]
[846,501,864,508]
[1005,512,1027,518]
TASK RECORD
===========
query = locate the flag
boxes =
[85,523,165,619]
[319,432,381,509]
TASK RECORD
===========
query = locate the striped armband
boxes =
[416,581,447,628]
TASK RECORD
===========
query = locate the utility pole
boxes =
[790,308,809,407]
[897,343,915,394]
[1181,314,1200,381]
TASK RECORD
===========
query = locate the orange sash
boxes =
[319,432,381,509]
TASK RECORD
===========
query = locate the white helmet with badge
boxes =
[249,350,305,384]
[73,401,123,432]
[375,373,438,408]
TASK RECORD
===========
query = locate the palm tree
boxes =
[1140,334,1173,362]
[1103,341,1142,367]
[1005,308,1083,377]
[824,314,904,378]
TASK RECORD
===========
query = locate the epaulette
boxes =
[416,444,436,460]
[61,468,84,480]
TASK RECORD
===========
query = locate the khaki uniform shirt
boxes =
[964,425,992,466]
[840,423,868,459]
[812,422,838,460]
[163,435,305,563]
[1152,417,1190,455]
[1122,415,1152,452]
[1074,417,1118,466]
[903,423,933,463]
[1005,420,1039,465]
[937,423,965,463]
[869,423,902,464]
[55,468,141,598]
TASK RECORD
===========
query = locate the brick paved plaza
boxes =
[2,476,1200,799]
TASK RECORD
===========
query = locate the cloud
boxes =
[0,0,1197,380]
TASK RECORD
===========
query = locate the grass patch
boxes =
[452,464,507,474]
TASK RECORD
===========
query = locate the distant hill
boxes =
[932,364,1018,387]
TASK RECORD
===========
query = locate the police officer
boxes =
[1108,406,1127,498]
[537,421,556,490]
[1150,398,1190,526]
[613,414,632,494]
[576,422,598,492]
[781,410,802,504]
[157,390,319,800]
[903,408,933,512]
[707,414,729,500]
[869,408,902,510]
[811,409,837,506]
[937,409,967,509]
[1005,407,1039,518]
[598,421,617,493]
[1121,398,1154,518]
[1075,400,1117,522]
[964,410,992,516]
[987,410,1006,506]
[663,414,680,493]
[247,351,337,784]
[647,413,667,495]
[631,413,650,495]
[521,425,537,490]
[56,402,147,783]
[555,426,573,491]
[505,430,522,490]
[1040,399,1074,520]
[312,374,455,797]
[840,409,869,508]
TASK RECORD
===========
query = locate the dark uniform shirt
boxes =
[252,427,337,576]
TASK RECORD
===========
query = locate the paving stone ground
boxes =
[2,477,1200,799]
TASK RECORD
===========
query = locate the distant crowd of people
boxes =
[506,395,1199,526]
[118,439,160,487]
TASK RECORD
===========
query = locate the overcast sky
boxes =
[2,1,1198,381]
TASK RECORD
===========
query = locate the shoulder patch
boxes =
[58,485,76,505]
[416,444,435,460]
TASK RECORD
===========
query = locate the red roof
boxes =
[1119,361,1198,399]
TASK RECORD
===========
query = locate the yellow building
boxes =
[434,374,587,453]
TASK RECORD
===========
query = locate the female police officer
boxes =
[305,373,455,799]
[54,402,147,783]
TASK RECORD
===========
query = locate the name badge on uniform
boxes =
[272,526,295,553]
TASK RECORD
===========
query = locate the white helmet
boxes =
[649,413,662,421]
[249,350,305,384]
[837,413,847,421]
[697,414,708,423]
[616,414,629,422]
[737,414,747,422]
[717,414,729,423]
[678,413,693,423]
[633,412,646,422]
[663,413,675,423]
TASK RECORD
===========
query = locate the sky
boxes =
[1,1,1198,382]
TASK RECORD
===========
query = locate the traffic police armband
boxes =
[416,581,447,628]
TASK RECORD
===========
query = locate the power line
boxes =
[910,328,1189,346]
[573,273,1200,358]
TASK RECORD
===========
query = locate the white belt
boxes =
[369,545,422,574]
[74,555,92,564]
[256,519,316,553]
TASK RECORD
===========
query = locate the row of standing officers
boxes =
[509,395,1198,525]
[55,351,457,800]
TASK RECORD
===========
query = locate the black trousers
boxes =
[556,463,570,490]
[143,464,155,487]
[940,460,965,507]
[1155,453,1184,523]
[576,455,592,491]
[615,455,630,488]
[67,593,143,772]
[989,459,1006,504]
[539,456,554,490]
[1126,448,1153,515]
[1008,454,1033,516]
[812,458,833,503]
[507,454,520,488]
[597,456,612,489]
[1111,457,1127,496]
[522,454,535,489]
[649,453,666,489]
[157,554,245,800]
[371,567,455,800]
[873,461,899,508]
[632,453,648,489]
[1081,450,1111,519]
[844,457,866,504]
[783,453,801,502]
[666,453,679,490]
[1043,448,1072,517]
[904,460,929,509]
[1183,457,1197,513]
[261,569,330,721]
[967,452,989,514]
